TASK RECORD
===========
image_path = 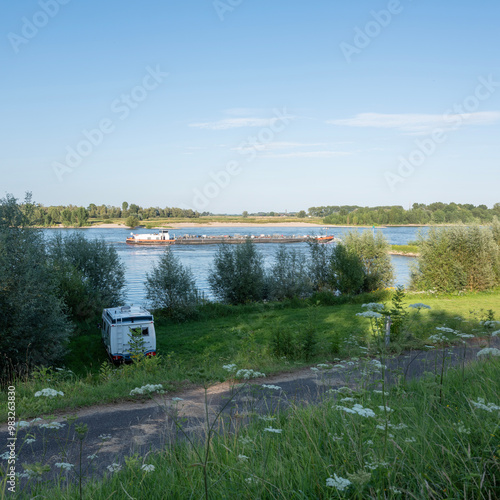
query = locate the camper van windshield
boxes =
[121,316,153,323]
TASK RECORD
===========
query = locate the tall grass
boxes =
[9,350,499,499]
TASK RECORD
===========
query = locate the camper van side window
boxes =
[142,327,149,336]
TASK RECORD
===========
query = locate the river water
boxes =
[44,226,428,306]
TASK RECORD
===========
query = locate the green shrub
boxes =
[0,194,73,379]
[208,240,267,304]
[48,232,126,320]
[145,248,200,320]
[307,240,332,290]
[268,245,313,300]
[125,215,139,228]
[342,230,395,292]
[411,224,500,292]
[329,243,366,294]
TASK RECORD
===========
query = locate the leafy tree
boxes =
[0,194,72,378]
[242,211,248,218]
[145,248,200,319]
[329,243,365,294]
[268,246,312,300]
[411,225,500,292]
[342,230,394,292]
[208,240,266,304]
[122,201,129,212]
[125,216,139,228]
[307,240,332,290]
[49,232,126,320]
[73,207,89,227]
[297,210,307,218]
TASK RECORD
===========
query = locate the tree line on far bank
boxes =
[313,202,500,225]
[2,194,500,382]
[12,198,500,227]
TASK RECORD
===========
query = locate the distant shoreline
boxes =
[46,222,432,229]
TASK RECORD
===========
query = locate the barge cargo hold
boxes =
[126,229,336,245]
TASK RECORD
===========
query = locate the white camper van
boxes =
[101,305,156,362]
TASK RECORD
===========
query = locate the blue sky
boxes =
[1,0,499,213]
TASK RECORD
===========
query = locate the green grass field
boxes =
[5,335,500,499]
[1,289,499,422]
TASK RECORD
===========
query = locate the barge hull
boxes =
[126,237,334,245]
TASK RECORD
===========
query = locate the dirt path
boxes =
[1,338,497,493]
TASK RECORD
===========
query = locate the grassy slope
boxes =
[14,341,500,499]
[1,290,499,420]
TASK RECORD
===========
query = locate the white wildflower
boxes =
[141,464,155,473]
[15,421,30,429]
[24,438,36,444]
[356,311,383,319]
[317,363,330,368]
[245,477,257,484]
[480,320,500,328]
[235,369,265,379]
[238,437,253,445]
[310,367,319,372]
[404,437,416,443]
[453,423,471,434]
[378,405,393,413]
[16,470,38,479]
[391,423,408,430]
[39,422,65,430]
[428,333,448,344]
[261,384,281,390]
[34,388,64,398]
[470,397,500,412]
[263,427,282,434]
[335,403,376,418]
[389,486,402,495]
[409,303,431,310]
[373,390,389,396]
[362,303,385,311]
[365,439,374,445]
[130,384,163,396]
[339,397,355,402]
[107,463,122,473]
[326,474,352,491]
[258,416,276,422]
[87,454,98,460]
[238,454,249,461]
[371,359,386,370]
[491,330,500,337]
[477,348,500,357]
[99,434,112,441]
[222,364,237,372]
[1,452,15,460]
[171,397,184,401]
[435,327,457,334]
[55,462,74,471]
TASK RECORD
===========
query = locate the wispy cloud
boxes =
[327,111,500,135]
[261,151,351,159]
[231,141,327,153]
[231,141,351,158]
[189,117,277,130]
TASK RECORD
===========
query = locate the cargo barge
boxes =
[126,229,337,245]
